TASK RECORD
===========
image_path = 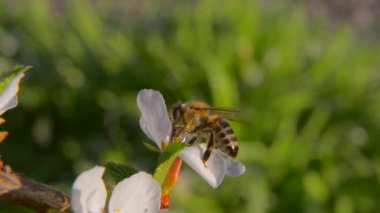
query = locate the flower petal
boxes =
[108,172,161,213]
[0,70,25,115]
[71,166,107,213]
[179,144,226,188]
[137,89,172,149]
[224,157,246,177]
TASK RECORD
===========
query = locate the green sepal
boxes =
[142,140,161,153]
[153,142,186,185]
[102,162,138,193]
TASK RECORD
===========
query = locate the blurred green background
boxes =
[1,0,380,212]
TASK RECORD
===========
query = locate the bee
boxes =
[170,101,241,164]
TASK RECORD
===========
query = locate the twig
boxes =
[0,165,72,213]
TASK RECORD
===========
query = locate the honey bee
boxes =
[170,101,241,164]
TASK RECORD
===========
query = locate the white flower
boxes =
[108,172,161,213]
[137,89,172,149]
[0,70,26,115]
[71,167,162,213]
[137,89,246,188]
[71,166,107,213]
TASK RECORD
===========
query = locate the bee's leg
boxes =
[202,132,215,166]
[181,125,200,144]
[187,125,201,134]
[170,124,186,142]
[169,129,176,142]
[187,136,198,146]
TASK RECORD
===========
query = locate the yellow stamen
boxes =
[0,131,9,143]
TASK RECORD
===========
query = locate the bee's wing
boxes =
[203,106,252,124]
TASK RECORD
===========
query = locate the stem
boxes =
[0,167,72,213]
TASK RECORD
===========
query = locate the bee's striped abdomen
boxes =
[212,117,239,158]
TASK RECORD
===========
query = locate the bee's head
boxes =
[171,101,209,125]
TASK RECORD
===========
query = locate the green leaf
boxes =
[102,162,138,192]
[0,66,31,93]
[153,142,186,185]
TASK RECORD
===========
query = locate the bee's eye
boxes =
[172,106,183,121]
